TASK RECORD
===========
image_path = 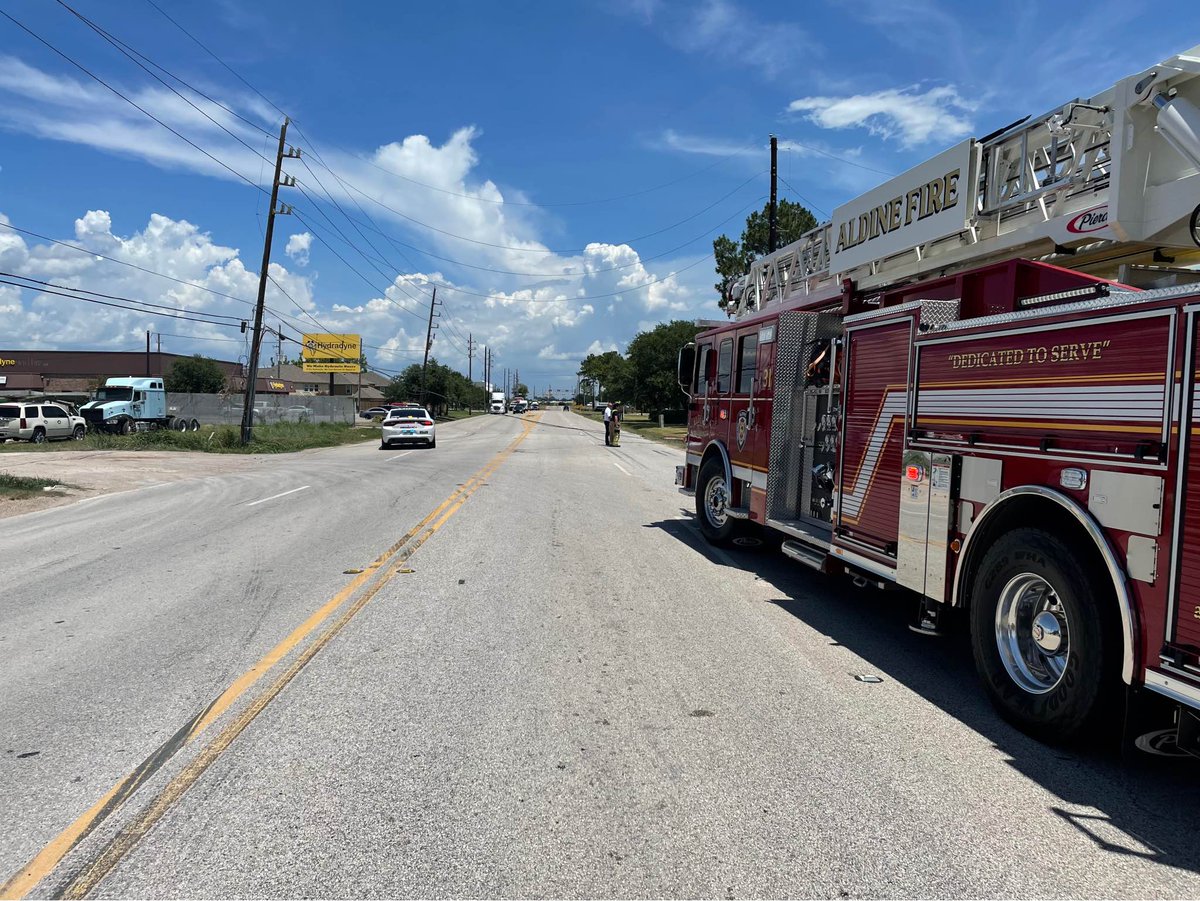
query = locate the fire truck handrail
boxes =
[952,484,1135,685]
[917,283,1200,335]
[729,43,1200,321]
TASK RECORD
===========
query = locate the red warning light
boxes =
[906,465,924,482]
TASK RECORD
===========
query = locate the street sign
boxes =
[301,333,361,373]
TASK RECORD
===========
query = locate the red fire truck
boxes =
[675,45,1200,748]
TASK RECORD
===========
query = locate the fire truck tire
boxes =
[696,456,738,545]
[969,527,1118,742]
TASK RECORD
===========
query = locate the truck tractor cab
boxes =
[80,377,169,434]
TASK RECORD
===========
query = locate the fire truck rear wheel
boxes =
[969,527,1117,743]
[696,456,738,546]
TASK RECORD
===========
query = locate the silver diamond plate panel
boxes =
[924,285,1199,334]
[919,300,961,330]
[767,310,842,521]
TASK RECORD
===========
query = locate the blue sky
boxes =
[0,0,1196,394]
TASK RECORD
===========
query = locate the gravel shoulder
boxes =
[0,450,265,519]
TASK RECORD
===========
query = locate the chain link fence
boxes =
[165,393,358,426]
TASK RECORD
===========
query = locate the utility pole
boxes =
[768,134,779,254]
[467,333,474,413]
[242,117,297,444]
[276,326,282,379]
[420,287,441,408]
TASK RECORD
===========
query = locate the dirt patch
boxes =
[0,450,264,520]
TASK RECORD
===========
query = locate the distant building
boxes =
[0,349,391,409]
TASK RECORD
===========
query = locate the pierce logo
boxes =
[1066,205,1109,234]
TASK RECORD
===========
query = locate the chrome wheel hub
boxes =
[995,573,1070,694]
[704,475,729,527]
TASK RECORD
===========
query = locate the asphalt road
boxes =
[2,409,1199,899]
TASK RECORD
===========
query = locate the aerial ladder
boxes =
[732,44,1200,318]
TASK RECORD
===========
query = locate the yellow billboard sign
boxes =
[301,333,360,373]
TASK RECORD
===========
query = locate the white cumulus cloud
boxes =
[285,232,312,266]
[788,85,974,148]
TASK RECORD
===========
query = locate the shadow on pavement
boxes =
[645,513,1200,877]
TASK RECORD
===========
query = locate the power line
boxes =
[335,168,766,256]
[53,0,278,172]
[300,150,764,277]
[0,271,245,322]
[0,9,271,197]
[0,220,258,310]
[0,276,247,327]
[384,196,761,303]
[139,0,761,211]
[154,331,245,344]
[779,139,895,177]
[287,207,428,325]
[265,274,422,359]
[777,174,830,219]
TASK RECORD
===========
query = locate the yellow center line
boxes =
[1,413,541,901]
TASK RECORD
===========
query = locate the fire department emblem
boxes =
[736,409,749,450]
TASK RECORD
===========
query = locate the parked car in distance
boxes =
[282,406,312,422]
[529,401,539,410]
[380,407,436,449]
[360,407,390,419]
[0,402,87,443]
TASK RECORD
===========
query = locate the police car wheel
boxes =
[969,527,1117,743]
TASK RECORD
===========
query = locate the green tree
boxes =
[383,364,423,404]
[713,198,818,312]
[626,320,705,413]
[165,355,226,393]
[578,350,631,402]
[514,382,529,397]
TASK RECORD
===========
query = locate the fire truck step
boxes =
[781,540,826,571]
[1177,707,1200,758]
[725,505,750,520]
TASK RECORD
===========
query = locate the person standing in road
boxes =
[610,402,622,447]
[603,402,612,446]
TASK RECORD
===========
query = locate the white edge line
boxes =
[245,485,310,507]
[611,460,631,476]
[386,451,415,462]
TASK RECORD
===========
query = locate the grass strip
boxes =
[0,472,68,499]
[0,422,380,455]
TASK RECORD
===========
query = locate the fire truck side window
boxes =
[716,338,733,394]
[696,344,712,395]
[736,334,757,394]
